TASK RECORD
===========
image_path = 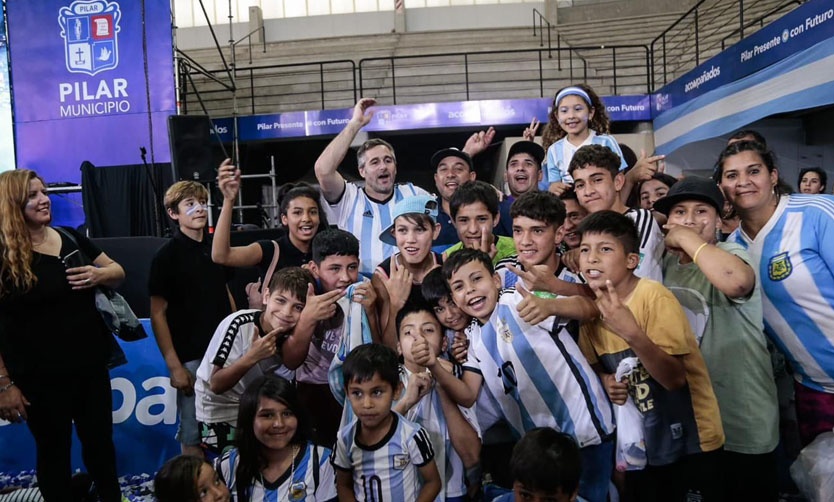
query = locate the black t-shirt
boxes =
[256,234,311,279]
[148,231,234,362]
[0,227,110,377]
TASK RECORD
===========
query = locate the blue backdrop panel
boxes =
[6,0,176,184]
[0,320,180,477]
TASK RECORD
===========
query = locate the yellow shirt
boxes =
[579,279,724,465]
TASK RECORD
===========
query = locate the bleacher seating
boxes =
[178,0,801,117]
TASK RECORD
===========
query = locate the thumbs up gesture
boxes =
[411,332,437,369]
[515,284,554,325]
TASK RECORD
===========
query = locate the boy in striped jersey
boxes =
[569,144,664,282]
[496,190,586,298]
[398,302,481,501]
[195,268,313,456]
[428,249,613,502]
[332,344,441,502]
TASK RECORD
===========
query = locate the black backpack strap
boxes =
[313,444,320,491]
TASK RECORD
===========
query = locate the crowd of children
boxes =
[2,82,832,502]
[145,87,833,502]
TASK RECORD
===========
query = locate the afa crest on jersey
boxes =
[768,252,793,281]
[58,0,121,76]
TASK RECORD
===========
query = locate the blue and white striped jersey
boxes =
[625,207,665,282]
[463,290,615,447]
[321,182,429,278]
[400,367,480,500]
[495,255,583,291]
[218,442,337,502]
[544,131,627,185]
[332,413,436,502]
[727,194,834,393]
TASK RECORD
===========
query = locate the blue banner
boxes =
[655,0,834,114]
[206,95,651,144]
[0,320,180,477]
[6,0,176,183]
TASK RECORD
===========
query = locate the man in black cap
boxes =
[431,147,477,252]
[504,140,545,200]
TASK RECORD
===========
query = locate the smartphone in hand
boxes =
[62,249,85,269]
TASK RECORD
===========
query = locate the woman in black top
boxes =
[0,169,126,501]
[212,160,329,306]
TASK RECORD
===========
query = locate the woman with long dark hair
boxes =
[0,169,125,500]
[216,375,337,501]
[714,141,834,447]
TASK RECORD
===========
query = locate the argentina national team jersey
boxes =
[399,367,479,500]
[495,255,583,290]
[218,442,337,502]
[321,182,429,278]
[545,131,627,184]
[728,195,834,393]
[624,207,664,282]
[332,413,435,502]
[463,291,615,447]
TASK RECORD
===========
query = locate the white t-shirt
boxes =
[195,310,280,425]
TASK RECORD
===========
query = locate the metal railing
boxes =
[650,0,804,91]
[721,0,803,49]
[358,44,649,104]
[532,8,554,58]
[180,59,357,115]
[232,25,267,65]
[179,1,803,118]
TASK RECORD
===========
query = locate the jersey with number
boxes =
[624,207,664,282]
[727,194,834,393]
[332,413,435,502]
[545,131,627,184]
[400,367,480,500]
[462,290,615,447]
[218,442,337,502]
[495,254,583,291]
[322,182,429,278]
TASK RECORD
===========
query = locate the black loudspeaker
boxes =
[167,115,215,181]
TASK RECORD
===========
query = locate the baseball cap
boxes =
[506,141,545,167]
[431,148,473,172]
[379,194,439,245]
[652,176,725,216]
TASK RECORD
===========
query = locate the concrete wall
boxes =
[175,3,544,51]
[556,0,696,24]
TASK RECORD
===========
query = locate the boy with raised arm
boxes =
[576,210,724,501]
[569,144,664,281]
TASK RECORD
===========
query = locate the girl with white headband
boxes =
[541,84,627,196]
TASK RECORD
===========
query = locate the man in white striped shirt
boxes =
[315,99,495,277]
[315,98,429,278]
